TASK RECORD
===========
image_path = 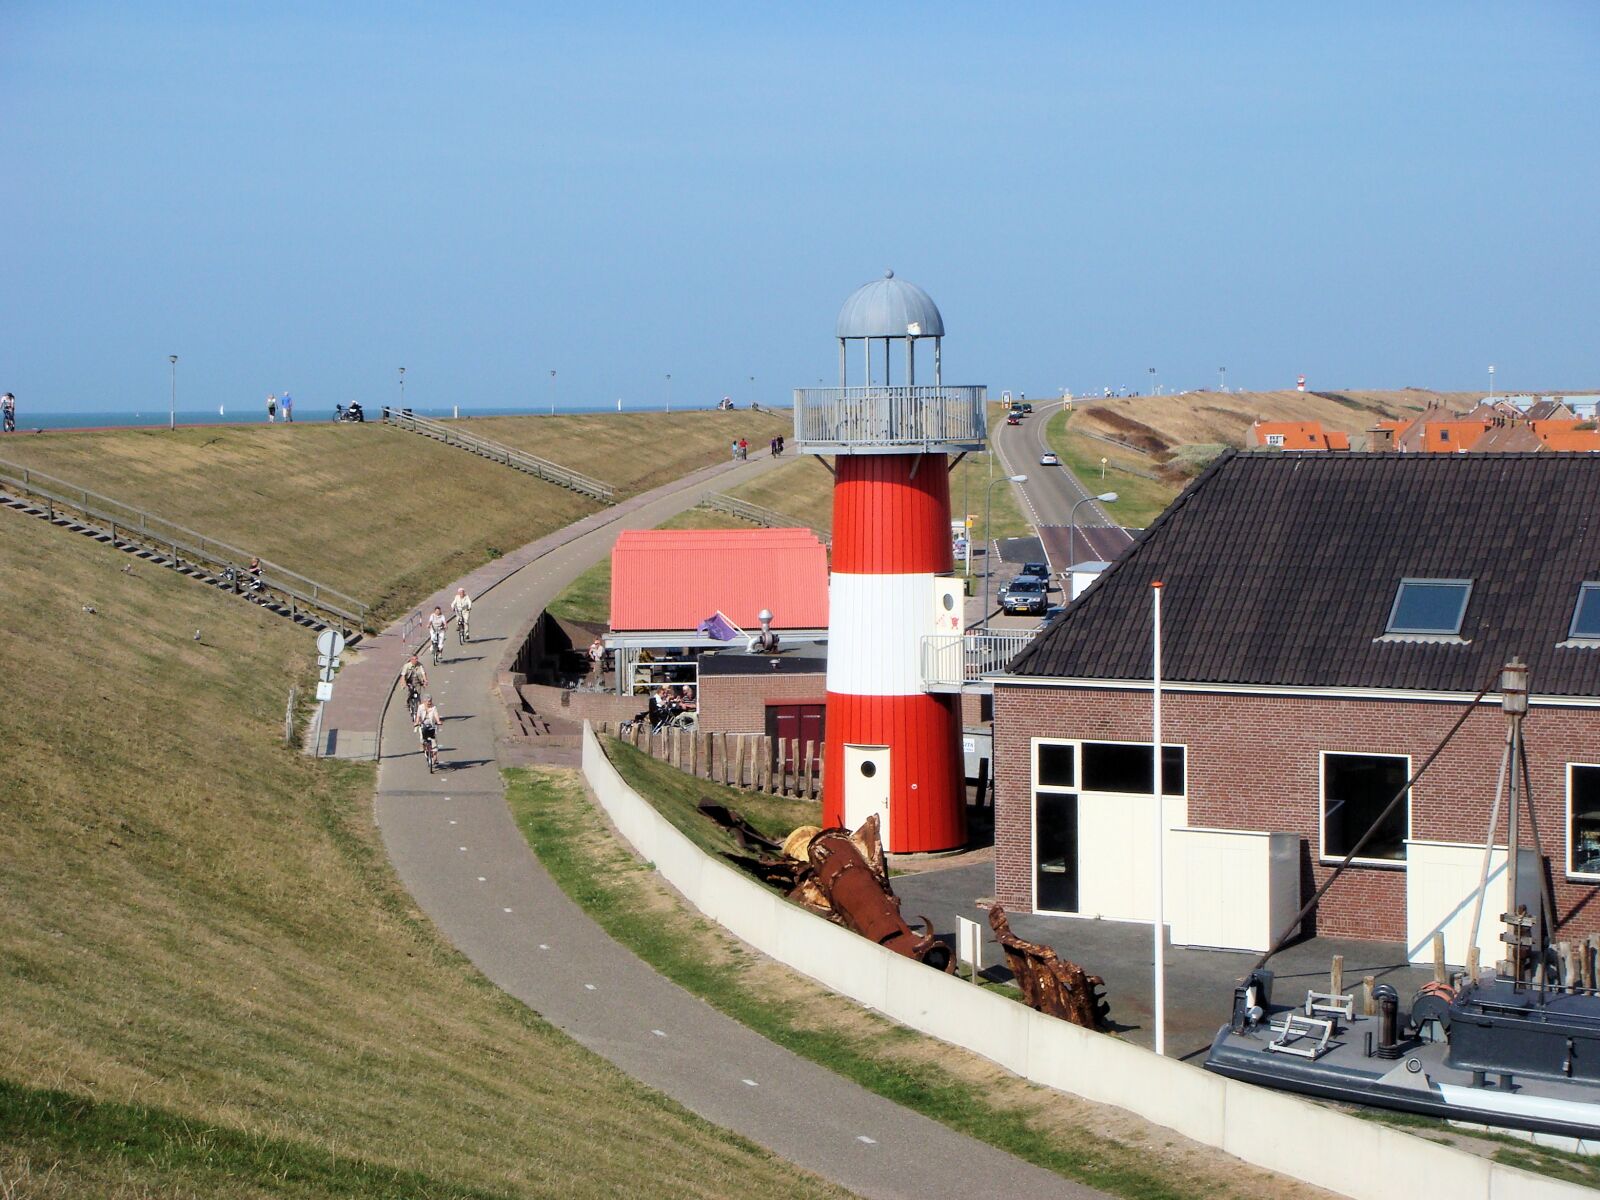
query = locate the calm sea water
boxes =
[7,403,716,432]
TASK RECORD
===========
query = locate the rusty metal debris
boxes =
[989,904,1111,1030]
[804,817,953,972]
[697,799,786,855]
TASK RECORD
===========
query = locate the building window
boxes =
[1080,741,1185,795]
[1321,752,1410,865]
[1568,765,1600,880]
[1266,433,1285,447]
[1386,578,1472,636]
[1570,583,1600,640]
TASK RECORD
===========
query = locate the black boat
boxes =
[1204,660,1600,1141]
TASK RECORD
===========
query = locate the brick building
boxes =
[992,451,1600,956]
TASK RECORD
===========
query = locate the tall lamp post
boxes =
[1219,366,1227,394]
[1488,364,1496,401]
[398,367,406,415]
[1148,366,1157,397]
[982,474,1027,628]
[666,373,672,414]
[549,369,556,415]
[1070,491,1119,572]
[167,355,178,430]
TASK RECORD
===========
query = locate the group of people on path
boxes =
[2,393,15,433]
[400,586,474,770]
[730,437,749,460]
[266,392,294,423]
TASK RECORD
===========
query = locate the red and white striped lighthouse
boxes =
[794,272,986,853]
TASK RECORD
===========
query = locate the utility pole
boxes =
[398,367,406,414]
[549,369,556,415]
[168,355,178,430]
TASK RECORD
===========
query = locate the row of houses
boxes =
[1252,394,1600,456]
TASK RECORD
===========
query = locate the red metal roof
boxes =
[609,528,829,632]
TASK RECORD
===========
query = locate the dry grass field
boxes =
[0,423,602,622]
[0,510,850,1200]
[464,408,790,495]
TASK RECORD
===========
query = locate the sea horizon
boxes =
[3,401,746,432]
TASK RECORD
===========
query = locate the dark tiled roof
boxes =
[1008,451,1600,696]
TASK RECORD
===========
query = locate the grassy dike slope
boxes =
[0,424,599,623]
[0,513,847,1200]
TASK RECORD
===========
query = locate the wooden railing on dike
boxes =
[380,409,616,501]
[0,456,369,633]
[698,492,830,543]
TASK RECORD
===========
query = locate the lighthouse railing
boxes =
[920,630,1034,689]
[792,386,986,451]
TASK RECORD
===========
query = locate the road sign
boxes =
[316,629,347,660]
[315,681,334,702]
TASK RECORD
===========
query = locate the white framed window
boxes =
[1567,764,1600,880]
[1266,433,1286,447]
[1320,751,1411,866]
[1030,738,1187,915]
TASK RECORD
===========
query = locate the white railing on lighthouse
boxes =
[793,386,987,452]
[920,630,1034,690]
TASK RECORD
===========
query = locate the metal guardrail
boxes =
[920,630,1034,689]
[381,409,615,501]
[792,385,987,452]
[699,492,830,542]
[0,457,369,629]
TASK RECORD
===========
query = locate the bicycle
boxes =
[430,627,445,665]
[456,610,470,645]
[405,682,421,721]
[420,725,440,773]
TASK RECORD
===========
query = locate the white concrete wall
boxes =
[580,722,1588,1200]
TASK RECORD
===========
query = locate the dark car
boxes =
[1005,413,1020,425]
[1021,561,1050,581]
[999,577,1048,614]
[1021,402,1034,413]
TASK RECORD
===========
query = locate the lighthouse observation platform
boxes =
[792,385,987,455]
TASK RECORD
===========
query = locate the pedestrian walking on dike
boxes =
[730,439,739,461]
[738,437,748,460]
[266,394,277,423]
[1,393,15,433]
[281,390,294,422]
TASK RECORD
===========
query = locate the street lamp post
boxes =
[749,375,755,408]
[1148,366,1157,397]
[1219,366,1227,394]
[549,369,556,415]
[1488,364,1496,401]
[1070,491,1120,570]
[666,373,672,414]
[167,355,178,430]
[982,474,1028,629]
[398,367,406,416]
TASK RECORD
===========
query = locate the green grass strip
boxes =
[0,1077,515,1199]
[507,765,1213,1200]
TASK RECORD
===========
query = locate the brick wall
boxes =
[993,683,1600,941]
[697,670,828,734]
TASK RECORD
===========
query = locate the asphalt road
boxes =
[991,404,1132,570]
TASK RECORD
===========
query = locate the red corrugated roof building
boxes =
[609,528,829,632]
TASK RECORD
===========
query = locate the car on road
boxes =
[1005,413,1020,425]
[999,576,1048,614]
[1020,561,1050,582]
[1039,451,1059,466]
[1021,402,1034,413]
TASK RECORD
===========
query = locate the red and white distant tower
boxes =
[794,271,984,853]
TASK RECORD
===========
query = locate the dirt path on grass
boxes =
[354,456,1105,1199]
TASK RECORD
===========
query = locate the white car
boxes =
[1039,452,1059,466]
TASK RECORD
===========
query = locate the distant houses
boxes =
[1249,420,1351,451]
[1252,396,1600,455]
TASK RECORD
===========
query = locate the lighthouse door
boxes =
[843,745,891,845]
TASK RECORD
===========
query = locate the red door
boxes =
[766,702,825,769]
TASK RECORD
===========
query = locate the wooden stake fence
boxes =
[598,723,823,799]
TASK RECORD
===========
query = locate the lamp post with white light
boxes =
[549,369,556,415]
[167,355,178,430]
[1219,366,1227,393]
[1070,491,1119,570]
[1489,365,1496,401]
[1148,366,1157,397]
[398,367,406,415]
[666,373,672,414]
[983,474,1027,628]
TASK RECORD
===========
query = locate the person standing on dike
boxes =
[266,393,277,423]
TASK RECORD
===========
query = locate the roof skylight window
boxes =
[1387,578,1472,636]
[1570,583,1600,640]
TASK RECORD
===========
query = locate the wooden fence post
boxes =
[720,733,731,785]
[802,740,814,800]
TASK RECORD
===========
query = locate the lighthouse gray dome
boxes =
[835,270,945,340]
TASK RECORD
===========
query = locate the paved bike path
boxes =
[365,461,1103,1199]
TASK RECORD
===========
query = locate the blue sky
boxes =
[2,2,1596,412]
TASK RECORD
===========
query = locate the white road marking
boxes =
[856,1135,877,1145]
[449,819,457,825]
[477,876,487,882]
[502,907,513,913]
[538,943,550,950]
[459,846,467,852]
[741,1078,758,1087]
[651,1029,667,1038]
[584,983,597,991]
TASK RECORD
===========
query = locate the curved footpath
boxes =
[331,452,1102,1199]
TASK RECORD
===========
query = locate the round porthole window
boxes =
[1405,1057,1423,1074]
[941,592,955,612]
[860,760,877,778]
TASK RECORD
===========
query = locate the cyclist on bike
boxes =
[414,694,442,762]
[450,587,473,643]
[427,605,447,660]
[401,656,428,713]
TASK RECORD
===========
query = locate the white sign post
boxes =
[956,915,983,984]
[312,629,347,758]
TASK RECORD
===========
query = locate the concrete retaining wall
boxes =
[580,722,1589,1200]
